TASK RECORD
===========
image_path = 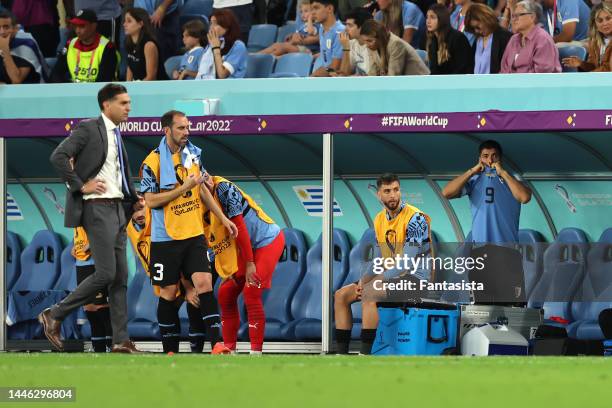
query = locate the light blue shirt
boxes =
[450,6,476,46]
[375,1,425,48]
[313,20,345,70]
[474,35,492,74]
[140,147,206,242]
[543,0,590,41]
[134,0,181,15]
[461,168,521,244]
[179,46,205,78]
[222,40,247,78]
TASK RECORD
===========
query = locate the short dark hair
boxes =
[479,140,503,158]
[0,9,18,25]
[311,0,337,12]
[345,8,372,28]
[376,173,400,189]
[161,110,186,129]
[183,19,208,47]
[97,83,128,110]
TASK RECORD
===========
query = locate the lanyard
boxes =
[74,45,99,81]
[546,0,557,37]
[455,9,465,32]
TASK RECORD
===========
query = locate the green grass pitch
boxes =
[0,354,611,408]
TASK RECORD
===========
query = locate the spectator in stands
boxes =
[541,0,590,44]
[174,19,209,79]
[339,0,372,20]
[464,3,512,73]
[258,1,318,57]
[442,140,531,244]
[69,1,123,47]
[198,9,247,79]
[0,10,45,83]
[310,0,346,76]
[425,3,474,74]
[450,0,475,45]
[335,173,432,355]
[124,8,160,81]
[337,7,372,75]
[357,19,430,74]
[203,172,285,355]
[374,0,426,48]
[134,0,180,79]
[500,0,561,73]
[9,0,59,57]
[213,0,254,44]
[562,2,612,72]
[50,9,119,82]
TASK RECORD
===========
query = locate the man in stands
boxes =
[0,9,46,84]
[50,9,119,83]
[334,173,432,354]
[202,171,285,355]
[442,140,531,244]
[140,110,237,354]
[310,0,346,77]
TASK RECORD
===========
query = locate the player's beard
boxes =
[384,199,399,213]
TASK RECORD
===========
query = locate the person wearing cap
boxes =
[66,1,123,47]
[50,9,119,83]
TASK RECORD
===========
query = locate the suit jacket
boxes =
[471,28,513,74]
[371,33,430,76]
[50,116,138,227]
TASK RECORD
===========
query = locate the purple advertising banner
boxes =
[1,110,612,137]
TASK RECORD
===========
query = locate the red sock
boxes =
[243,285,265,352]
[218,278,243,350]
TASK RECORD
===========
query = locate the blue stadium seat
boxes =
[181,0,213,17]
[127,266,147,321]
[282,229,351,340]
[237,229,309,340]
[247,24,278,52]
[246,53,275,78]
[344,229,377,339]
[127,265,160,339]
[276,22,297,43]
[45,57,57,72]
[54,244,77,291]
[164,55,183,80]
[178,14,210,33]
[558,45,587,73]
[567,229,612,339]
[6,231,22,290]
[14,230,63,290]
[518,229,546,299]
[416,49,428,65]
[530,228,588,323]
[272,52,313,77]
[269,72,300,78]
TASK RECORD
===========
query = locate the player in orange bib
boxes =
[202,172,285,354]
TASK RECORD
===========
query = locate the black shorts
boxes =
[76,265,109,305]
[149,235,210,287]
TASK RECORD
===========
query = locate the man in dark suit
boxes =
[39,83,141,353]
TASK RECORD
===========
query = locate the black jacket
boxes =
[428,28,474,75]
[50,117,137,227]
[472,27,513,74]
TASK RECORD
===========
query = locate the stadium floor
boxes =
[0,354,611,408]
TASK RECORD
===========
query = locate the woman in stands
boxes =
[124,8,160,81]
[562,3,612,72]
[375,0,426,48]
[500,0,561,73]
[198,9,247,79]
[358,20,430,75]
[425,3,474,74]
[464,3,512,74]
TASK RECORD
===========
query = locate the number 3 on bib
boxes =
[153,263,164,281]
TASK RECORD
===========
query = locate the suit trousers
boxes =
[50,200,129,343]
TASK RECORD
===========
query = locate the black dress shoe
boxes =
[37,308,64,351]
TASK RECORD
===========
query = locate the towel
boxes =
[158,136,202,190]
[195,45,216,80]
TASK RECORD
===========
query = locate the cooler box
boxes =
[372,307,459,355]
[461,323,529,356]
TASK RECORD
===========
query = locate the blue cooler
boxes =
[372,307,459,355]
